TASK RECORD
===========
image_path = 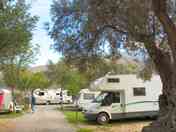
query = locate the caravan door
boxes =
[0,91,4,110]
[110,91,125,119]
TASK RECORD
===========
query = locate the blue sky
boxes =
[28,0,61,66]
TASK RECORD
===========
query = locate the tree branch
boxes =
[152,0,176,48]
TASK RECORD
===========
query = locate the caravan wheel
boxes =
[97,112,109,125]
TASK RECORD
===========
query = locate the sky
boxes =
[28,0,61,67]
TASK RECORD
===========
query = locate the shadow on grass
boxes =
[110,117,155,124]
[58,104,81,112]
[59,105,155,127]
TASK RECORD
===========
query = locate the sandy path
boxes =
[0,105,75,132]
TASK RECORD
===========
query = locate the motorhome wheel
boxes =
[97,113,109,125]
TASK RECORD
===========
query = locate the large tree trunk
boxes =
[142,34,176,132]
[142,41,176,132]
[142,0,176,131]
[142,75,176,132]
[143,1,176,131]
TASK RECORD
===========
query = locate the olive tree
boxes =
[49,0,176,131]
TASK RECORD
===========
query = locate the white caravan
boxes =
[84,74,162,124]
[34,89,72,104]
[76,89,100,110]
[0,89,14,113]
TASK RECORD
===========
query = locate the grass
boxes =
[61,109,150,132]
[0,112,23,119]
[62,110,95,132]
[77,128,93,132]
[63,111,86,124]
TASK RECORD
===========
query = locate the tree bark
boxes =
[142,1,176,131]
[142,41,176,132]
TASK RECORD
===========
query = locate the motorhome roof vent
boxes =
[107,78,120,83]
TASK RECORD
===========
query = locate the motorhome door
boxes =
[111,91,125,114]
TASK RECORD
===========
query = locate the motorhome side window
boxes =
[107,78,120,83]
[113,92,120,103]
[133,87,146,96]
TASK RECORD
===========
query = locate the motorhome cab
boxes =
[76,89,100,110]
[0,89,14,113]
[84,74,162,124]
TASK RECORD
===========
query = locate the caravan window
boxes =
[56,93,60,95]
[133,87,146,96]
[0,92,3,95]
[107,78,120,83]
[83,93,95,100]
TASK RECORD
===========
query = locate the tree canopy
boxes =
[0,0,38,66]
[0,0,42,92]
[49,0,176,131]
[46,61,88,95]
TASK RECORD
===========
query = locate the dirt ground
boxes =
[78,119,151,132]
[0,105,76,132]
[0,119,15,132]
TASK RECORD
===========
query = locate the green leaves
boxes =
[0,0,38,64]
[3,65,50,91]
[47,61,88,95]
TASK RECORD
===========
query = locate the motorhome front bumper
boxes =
[84,112,97,121]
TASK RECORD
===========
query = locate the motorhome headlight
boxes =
[87,108,97,113]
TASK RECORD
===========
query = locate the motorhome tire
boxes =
[97,112,109,125]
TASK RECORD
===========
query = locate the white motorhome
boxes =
[84,74,162,124]
[76,89,100,110]
[61,90,72,104]
[0,89,14,113]
[34,89,50,104]
[34,89,72,105]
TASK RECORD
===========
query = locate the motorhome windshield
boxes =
[83,93,95,100]
[93,92,108,103]
[39,92,45,96]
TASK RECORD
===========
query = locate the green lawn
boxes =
[62,111,94,132]
[0,112,23,119]
[77,128,93,132]
[63,111,86,124]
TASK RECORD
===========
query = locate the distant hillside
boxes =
[29,65,48,73]
[105,56,143,67]
[29,57,143,73]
